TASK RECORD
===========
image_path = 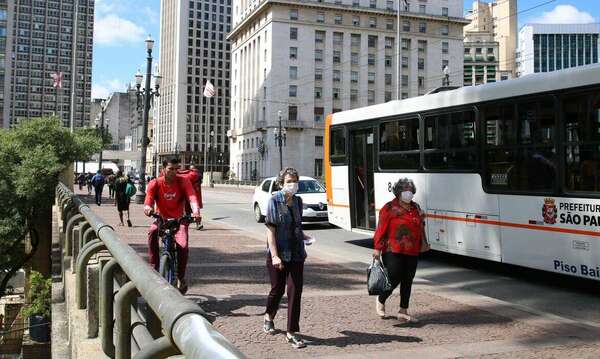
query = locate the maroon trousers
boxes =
[147,222,189,281]
[265,258,304,333]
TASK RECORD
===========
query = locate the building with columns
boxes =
[228,0,468,181]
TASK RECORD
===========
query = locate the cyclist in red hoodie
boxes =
[144,158,201,294]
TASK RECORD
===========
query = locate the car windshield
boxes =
[297,180,325,194]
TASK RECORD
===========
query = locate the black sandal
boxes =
[286,334,306,349]
[263,319,275,335]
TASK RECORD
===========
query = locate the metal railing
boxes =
[55,183,245,359]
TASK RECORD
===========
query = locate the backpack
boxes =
[125,182,136,198]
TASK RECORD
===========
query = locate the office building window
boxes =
[289,9,298,20]
[352,16,360,26]
[289,105,298,121]
[369,17,377,28]
[314,159,323,178]
[385,55,392,67]
[385,37,393,49]
[333,50,341,63]
[442,42,449,54]
[441,24,449,36]
[402,56,409,68]
[315,136,324,147]
[315,68,323,80]
[315,49,323,61]
[290,27,298,40]
[368,72,376,83]
[368,90,375,104]
[316,11,324,23]
[333,88,340,100]
[351,71,359,83]
[368,53,376,65]
[289,66,297,79]
[402,38,410,50]
[418,40,427,52]
[351,89,358,101]
[368,35,377,48]
[315,30,325,43]
[333,70,341,82]
[370,0,376,8]
[315,87,322,99]
[386,19,394,30]
[418,58,425,70]
[442,7,448,16]
[419,4,426,13]
[314,107,324,122]
[289,47,297,60]
[385,73,392,85]
[403,20,410,32]
[419,22,426,33]
[289,85,297,97]
[351,34,361,47]
[334,14,343,25]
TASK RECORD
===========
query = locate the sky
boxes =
[91,0,600,99]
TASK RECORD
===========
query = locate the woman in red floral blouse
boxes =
[373,178,429,322]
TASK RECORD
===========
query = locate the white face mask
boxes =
[400,191,414,203]
[283,182,299,195]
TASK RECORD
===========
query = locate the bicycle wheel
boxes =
[159,253,177,286]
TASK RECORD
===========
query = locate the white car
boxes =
[253,176,329,223]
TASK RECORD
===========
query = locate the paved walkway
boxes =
[78,187,600,358]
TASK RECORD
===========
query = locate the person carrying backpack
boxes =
[86,172,94,194]
[107,173,116,199]
[114,170,133,226]
[91,171,105,206]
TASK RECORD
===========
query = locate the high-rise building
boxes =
[156,0,232,173]
[228,0,468,180]
[464,0,517,78]
[517,24,600,77]
[0,1,14,128]
[7,0,94,129]
[90,92,131,150]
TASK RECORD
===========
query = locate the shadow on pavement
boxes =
[300,330,422,347]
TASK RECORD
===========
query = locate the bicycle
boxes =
[151,213,192,289]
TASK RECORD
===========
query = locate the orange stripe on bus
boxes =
[329,203,350,208]
[427,213,600,237]
[324,114,333,206]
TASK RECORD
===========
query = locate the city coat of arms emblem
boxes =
[542,198,557,224]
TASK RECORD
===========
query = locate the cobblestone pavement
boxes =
[78,187,600,358]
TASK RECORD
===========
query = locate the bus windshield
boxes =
[297,180,325,194]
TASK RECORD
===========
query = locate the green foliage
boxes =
[22,271,52,318]
[0,117,100,298]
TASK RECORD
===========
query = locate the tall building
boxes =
[464,0,517,78]
[7,0,94,128]
[156,0,232,173]
[228,0,468,181]
[90,92,131,150]
[517,24,600,77]
[0,1,14,128]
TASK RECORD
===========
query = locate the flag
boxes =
[51,72,63,89]
[401,0,409,11]
[203,80,215,98]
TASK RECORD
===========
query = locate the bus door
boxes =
[350,129,376,230]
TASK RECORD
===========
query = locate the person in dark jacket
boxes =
[114,170,132,226]
[91,171,105,205]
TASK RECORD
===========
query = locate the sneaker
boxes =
[127,219,132,227]
[375,297,385,318]
[262,319,275,335]
[286,334,306,349]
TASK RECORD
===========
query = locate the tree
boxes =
[0,117,101,299]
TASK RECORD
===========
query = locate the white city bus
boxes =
[324,64,600,281]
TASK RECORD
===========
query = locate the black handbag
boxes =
[367,258,392,295]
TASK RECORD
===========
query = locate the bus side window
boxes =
[423,110,477,170]
[563,91,600,193]
[330,127,346,165]
[484,97,557,193]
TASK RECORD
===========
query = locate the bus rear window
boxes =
[330,127,346,164]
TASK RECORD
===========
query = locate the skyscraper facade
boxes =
[7,0,94,128]
[228,0,468,181]
[157,0,232,172]
[518,24,600,77]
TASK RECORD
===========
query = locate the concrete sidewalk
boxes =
[79,187,600,358]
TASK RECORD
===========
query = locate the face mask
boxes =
[400,191,414,203]
[283,182,299,195]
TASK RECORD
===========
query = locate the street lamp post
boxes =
[209,130,215,187]
[95,100,107,172]
[134,35,161,204]
[273,110,287,172]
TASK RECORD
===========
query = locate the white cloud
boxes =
[92,79,127,99]
[529,5,597,24]
[94,14,146,46]
[143,7,159,25]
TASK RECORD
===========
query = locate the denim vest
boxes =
[265,191,307,262]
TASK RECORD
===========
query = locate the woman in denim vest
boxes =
[262,167,310,349]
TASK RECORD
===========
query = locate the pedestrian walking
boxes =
[263,167,311,349]
[86,172,94,194]
[107,173,116,199]
[77,173,86,191]
[114,170,132,227]
[373,177,430,322]
[91,171,105,206]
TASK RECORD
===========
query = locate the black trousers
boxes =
[265,258,304,333]
[378,252,418,309]
[94,185,104,204]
